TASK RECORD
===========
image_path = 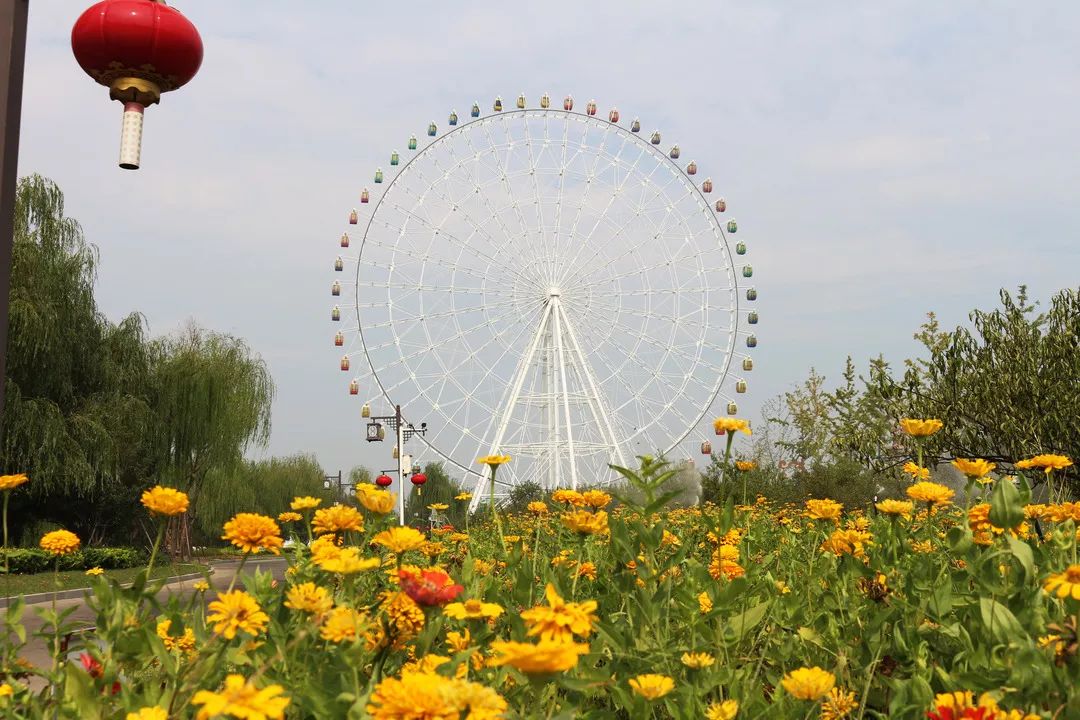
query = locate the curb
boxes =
[0,570,212,609]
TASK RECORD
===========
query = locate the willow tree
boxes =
[2,175,161,544]
[153,325,273,555]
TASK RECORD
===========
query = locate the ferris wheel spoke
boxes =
[560,185,696,293]
[404,149,533,271]
[557,139,649,280]
[377,197,538,289]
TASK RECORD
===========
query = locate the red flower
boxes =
[399,567,463,607]
[79,653,120,695]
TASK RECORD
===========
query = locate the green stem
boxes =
[2,491,9,576]
[489,466,507,553]
[146,522,165,575]
[226,552,251,593]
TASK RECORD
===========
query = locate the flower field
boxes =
[1,442,1079,719]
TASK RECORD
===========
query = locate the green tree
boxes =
[404,462,465,529]
[2,175,162,545]
[153,324,274,555]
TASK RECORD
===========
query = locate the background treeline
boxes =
[2,175,333,549]
[703,285,1080,506]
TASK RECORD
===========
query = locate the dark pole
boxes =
[0,0,28,434]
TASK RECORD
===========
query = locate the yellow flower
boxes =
[527,501,549,514]
[781,666,836,700]
[629,674,675,701]
[290,496,321,511]
[735,461,757,471]
[454,492,473,501]
[309,537,380,575]
[0,473,28,491]
[552,489,586,506]
[206,590,269,639]
[706,699,739,720]
[192,674,290,720]
[576,561,597,580]
[320,606,367,643]
[520,583,597,641]
[951,458,996,480]
[222,513,283,554]
[193,580,210,592]
[85,567,104,576]
[561,509,609,535]
[446,629,471,653]
[910,540,933,554]
[1043,565,1080,602]
[427,502,449,511]
[713,417,751,435]
[126,708,167,720]
[140,486,190,516]
[443,597,505,620]
[805,499,843,522]
[775,580,791,594]
[1016,454,1073,474]
[581,490,611,508]
[698,591,713,613]
[899,418,943,437]
[276,511,302,523]
[356,485,396,514]
[821,688,858,720]
[681,651,715,669]
[366,671,507,720]
[488,639,589,674]
[371,526,427,554]
[875,499,913,519]
[39,529,80,556]
[284,582,333,615]
[708,545,745,581]
[0,682,11,699]
[311,504,364,535]
[906,481,954,506]
[156,619,196,654]
[477,454,511,466]
[902,461,930,480]
[380,590,425,639]
[820,529,872,560]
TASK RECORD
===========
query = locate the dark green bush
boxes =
[0,547,146,575]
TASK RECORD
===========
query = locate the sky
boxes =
[16,1,1080,487]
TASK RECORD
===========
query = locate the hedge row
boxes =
[0,547,146,575]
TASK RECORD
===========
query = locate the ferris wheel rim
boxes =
[349,104,747,481]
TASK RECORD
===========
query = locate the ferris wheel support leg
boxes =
[467,302,554,514]
[551,297,579,491]
[558,303,629,471]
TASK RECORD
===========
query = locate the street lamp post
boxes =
[365,404,427,525]
[0,0,28,437]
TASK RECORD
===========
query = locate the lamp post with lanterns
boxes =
[365,404,428,525]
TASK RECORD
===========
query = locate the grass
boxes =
[0,563,209,598]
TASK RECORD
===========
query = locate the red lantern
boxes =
[410,472,427,487]
[71,1,203,170]
[375,474,393,488]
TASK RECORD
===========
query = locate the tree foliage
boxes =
[751,286,1080,499]
[1,175,304,548]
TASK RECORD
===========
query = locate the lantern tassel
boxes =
[119,102,145,170]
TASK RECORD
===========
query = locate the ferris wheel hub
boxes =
[547,286,562,298]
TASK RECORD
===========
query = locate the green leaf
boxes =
[989,478,1024,530]
[978,597,1025,644]
[721,600,770,643]
[1005,535,1035,584]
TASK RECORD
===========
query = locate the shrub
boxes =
[0,547,146,575]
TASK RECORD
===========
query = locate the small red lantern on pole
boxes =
[375,473,393,488]
[410,472,427,487]
[71,0,203,170]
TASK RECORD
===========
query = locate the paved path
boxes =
[7,557,288,680]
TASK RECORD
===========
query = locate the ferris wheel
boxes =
[330,93,758,510]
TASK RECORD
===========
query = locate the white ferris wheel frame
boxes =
[338,102,754,510]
